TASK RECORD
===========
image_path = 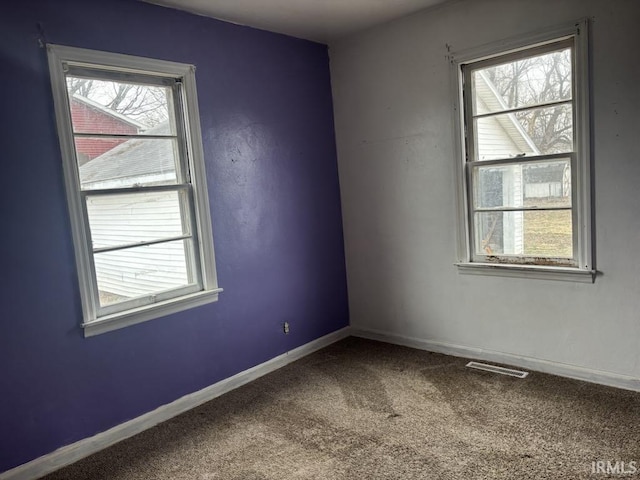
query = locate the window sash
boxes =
[466,159,579,265]
[84,185,196,255]
[66,68,204,319]
[470,209,576,262]
[471,99,573,121]
[462,38,579,266]
[73,133,178,140]
[49,44,222,334]
[65,65,177,87]
[449,21,592,279]
[468,155,574,213]
[97,282,203,318]
[467,152,571,167]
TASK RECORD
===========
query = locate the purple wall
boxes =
[0,0,348,472]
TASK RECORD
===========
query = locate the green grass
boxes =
[523,199,572,258]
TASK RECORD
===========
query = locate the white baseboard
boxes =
[8,324,636,480]
[351,327,640,392]
[1,327,351,480]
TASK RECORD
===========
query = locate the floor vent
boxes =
[466,361,529,378]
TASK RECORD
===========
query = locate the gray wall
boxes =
[330,0,640,383]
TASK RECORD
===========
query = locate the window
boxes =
[47,45,222,335]
[451,21,594,282]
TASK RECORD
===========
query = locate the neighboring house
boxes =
[70,94,145,164]
[475,71,568,200]
[474,71,540,161]
[79,121,187,300]
[80,121,174,189]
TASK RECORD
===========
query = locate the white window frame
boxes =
[47,44,222,336]
[450,20,595,283]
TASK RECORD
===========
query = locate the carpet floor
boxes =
[43,337,640,479]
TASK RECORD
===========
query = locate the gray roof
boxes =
[80,122,176,187]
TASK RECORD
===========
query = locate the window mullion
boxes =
[462,64,478,262]
[93,234,193,254]
[171,81,190,184]
[80,184,190,197]
[73,132,178,140]
[172,81,202,287]
[96,283,202,319]
[468,152,573,168]
[80,184,102,322]
[471,98,573,120]
[462,65,476,164]
[473,206,572,213]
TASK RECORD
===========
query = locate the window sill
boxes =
[455,262,595,283]
[82,288,223,337]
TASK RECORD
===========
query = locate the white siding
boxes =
[475,114,524,159]
[87,192,192,299]
[502,165,524,255]
[474,74,538,160]
[475,79,528,254]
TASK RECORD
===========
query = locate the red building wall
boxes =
[70,98,138,164]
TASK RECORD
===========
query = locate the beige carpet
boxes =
[43,337,640,479]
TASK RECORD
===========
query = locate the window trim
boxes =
[47,44,222,336]
[449,19,595,282]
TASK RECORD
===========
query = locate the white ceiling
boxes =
[143,0,449,43]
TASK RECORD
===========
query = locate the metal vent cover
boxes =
[466,361,529,378]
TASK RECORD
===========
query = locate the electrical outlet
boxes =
[283,322,290,334]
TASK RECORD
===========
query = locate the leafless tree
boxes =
[67,78,169,127]
[67,77,95,98]
[483,48,573,154]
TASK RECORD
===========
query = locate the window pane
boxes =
[87,190,189,250]
[475,210,573,258]
[472,47,572,115]
[475,104,573,160]
[66,77,174,134]
[77,137,179,189]
[473,159,571,209]
[95,240,195,307]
